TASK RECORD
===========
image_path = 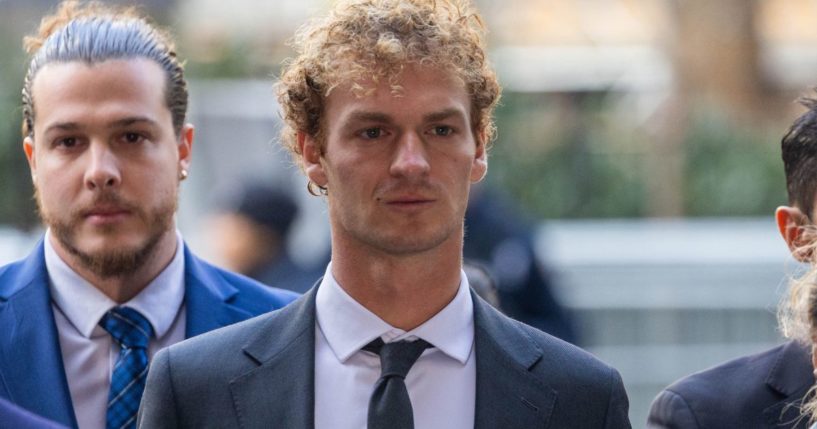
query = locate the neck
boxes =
[330,233,463,331]
[50,230,178,303]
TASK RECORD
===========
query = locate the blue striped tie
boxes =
[99,307,154,429]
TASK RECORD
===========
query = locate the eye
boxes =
[360,127,384,139]
[56,137,78,148]
[122,132,145,144]
[432,126,454,136]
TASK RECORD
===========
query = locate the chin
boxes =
[371,229,453,255]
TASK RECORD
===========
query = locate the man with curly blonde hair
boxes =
[0,2,297,429]
[140,1,631,427]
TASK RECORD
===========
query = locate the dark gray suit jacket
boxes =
[647,341,814,429]
[138,287,631,428]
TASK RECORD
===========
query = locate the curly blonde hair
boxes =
[22,0,187,138]
[276,0,501,174]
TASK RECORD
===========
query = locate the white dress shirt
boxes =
[314,263,476,429]
[45,230,187,429]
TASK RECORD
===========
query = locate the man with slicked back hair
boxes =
[0,2,297,428]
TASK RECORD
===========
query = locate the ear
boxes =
[178,124,194,172]
[298,131,328,188]
[776,205,812,262]
[470,130,488,183]
[23,136,36,182]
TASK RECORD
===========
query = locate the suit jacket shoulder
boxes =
[184,247,298,312]
[472,295,631,428]
[139,289,316,429]
[647,341,814,429]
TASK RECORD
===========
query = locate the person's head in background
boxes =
[777,95,817,337]
[208,184,299,278]
[21,0,193,301]
[774,94,817,425]
[777,96,817,263]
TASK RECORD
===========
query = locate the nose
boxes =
[390,132,430,178]
[84,143,121,190]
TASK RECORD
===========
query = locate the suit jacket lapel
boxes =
[762,341,814,428]
[0,241,77,428]
[472,292,555,429]
[229,287,317,429]
[182,246,254,338]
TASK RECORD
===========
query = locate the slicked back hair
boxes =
[22,1,187,138]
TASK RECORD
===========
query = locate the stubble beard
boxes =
[337,203,463,256]
[36,188,177,279]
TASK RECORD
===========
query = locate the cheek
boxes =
[36,164,79,202]
[131,153,178,189]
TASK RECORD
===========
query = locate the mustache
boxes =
[74,192,143,218]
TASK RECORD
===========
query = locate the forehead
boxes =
[324,66,470,125]
[30,58,169,131]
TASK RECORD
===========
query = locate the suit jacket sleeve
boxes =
[605,368,632,429]
[646,389,700,429]
[137,348,179,429]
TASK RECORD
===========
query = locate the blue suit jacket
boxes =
[0,239,298,428]
[0,396,67,429]
[139,286,631,428]
[647,341,814,429]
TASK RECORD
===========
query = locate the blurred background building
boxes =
[0,0,814,424]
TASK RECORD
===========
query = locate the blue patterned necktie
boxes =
[98,307,154,429]
[364,338,432,429]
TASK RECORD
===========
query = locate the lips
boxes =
[388,197,434,204]
[382,194,436,211]
[82,206,132,224]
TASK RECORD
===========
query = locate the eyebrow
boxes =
[423,108,467,123]
[42,116,160,135]
[343,107,467,126]
[110,117,160,129]
[344,111,393,125]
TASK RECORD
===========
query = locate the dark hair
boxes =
[229,184,299,237]
[21,1,188,138]
[781,96,817,218]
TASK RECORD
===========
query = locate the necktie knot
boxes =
[99,307,153,349]
[364,338,431,379]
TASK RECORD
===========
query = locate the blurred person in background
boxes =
[647,95,817,428]
[138,0,630,427]
[461,260,500,308]
[465,185,576,343]
[0,2,296,428]
[207,183,323,293]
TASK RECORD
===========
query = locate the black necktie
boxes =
[364,338,432,429]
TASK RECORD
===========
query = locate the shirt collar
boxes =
[45,229,187,340]
[315,263,474,364]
